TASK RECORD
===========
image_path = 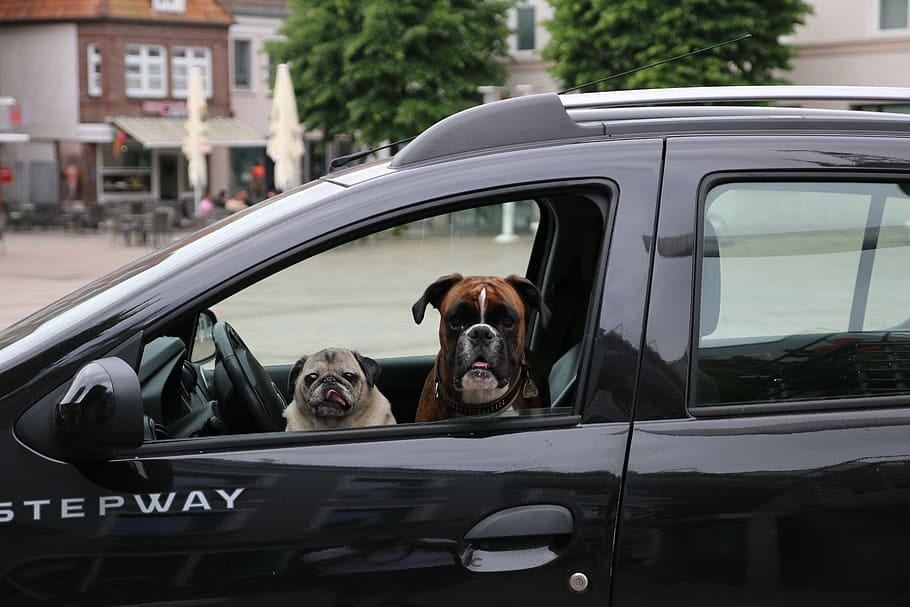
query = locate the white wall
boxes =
[505,0,557,94]
[0,24,80,141]
[788,0,910,90]
[230,15,283,135]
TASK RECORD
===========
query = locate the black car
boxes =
[3,85,910,605]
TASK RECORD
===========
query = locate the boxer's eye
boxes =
[501,316,515,328]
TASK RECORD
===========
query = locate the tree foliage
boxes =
[268,0,514,147]
[543,0,813,92]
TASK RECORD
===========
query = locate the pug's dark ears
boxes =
[505,275,551,329]
[287,355,308,396]
[412,273,464,324]
[353,351,381,387]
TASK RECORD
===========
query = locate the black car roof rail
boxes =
[390,93,603,169]
[390,85,910,169]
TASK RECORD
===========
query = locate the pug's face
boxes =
[288,348,381,418]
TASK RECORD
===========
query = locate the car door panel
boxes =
[613,136,910,604]
[3,424,625,605]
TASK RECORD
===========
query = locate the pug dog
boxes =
[283,348,397,431]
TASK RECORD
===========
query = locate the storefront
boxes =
[101,115,264,208]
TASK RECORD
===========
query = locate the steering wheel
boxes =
[212,321,287,432]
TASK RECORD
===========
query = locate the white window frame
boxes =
[125,44,167,98]
[171,46,212,98]
[87,43,102,97]
[151,0,185,13]
[877,0,909,32]
[232,38,253,91]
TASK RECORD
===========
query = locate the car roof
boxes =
[390,85,910,169]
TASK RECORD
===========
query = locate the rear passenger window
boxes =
[696,181,910,408]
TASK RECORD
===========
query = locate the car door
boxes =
[2,139,664,605]
[613,135,910,605]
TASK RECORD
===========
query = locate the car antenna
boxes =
[330,34,751,170]
[558,33,752,95]
[330,136,417,170]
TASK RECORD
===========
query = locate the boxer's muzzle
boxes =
[453,322,510,391]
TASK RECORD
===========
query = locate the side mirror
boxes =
[191,309,217,363]
[17,357,145,461]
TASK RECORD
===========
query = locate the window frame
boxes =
[232,38,252,91]
[171,46,213,98]
[87,42,102,97]
[133,180,613,451]
[689,171,910,418]
[125,44,167,98]
[151,0,186,13]
[515,5,537,52]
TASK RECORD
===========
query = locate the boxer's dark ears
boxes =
[505,275,552,328]
[411,273,464,324]
[288,355,308,395]
[354,351,381,387]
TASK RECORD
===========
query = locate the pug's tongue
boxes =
[326,389,347,406]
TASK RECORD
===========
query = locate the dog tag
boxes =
[522,378,539,399]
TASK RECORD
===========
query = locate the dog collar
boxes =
[435,364,538,416]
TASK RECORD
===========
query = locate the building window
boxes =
[125,45,167,98]
[516,5,536,51]
[87,43,102,97]
[879,0,908,29]
[172,47,212,98]
[151,0,185,13]
[233,39,252,90]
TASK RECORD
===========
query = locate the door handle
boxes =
[459,505,574,572]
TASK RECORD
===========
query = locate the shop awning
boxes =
[111,116,265,149]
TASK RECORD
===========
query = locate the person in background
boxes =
[63,159,80,204]
[215,190,227,208]
[197,190,214,217]
[225,190,249,213]
[249,158,266,201]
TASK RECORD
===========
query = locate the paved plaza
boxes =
[0,230,155,330]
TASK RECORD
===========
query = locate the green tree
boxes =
[543,0,813,92]
[268,0,514,147]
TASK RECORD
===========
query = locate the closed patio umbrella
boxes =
[267,63,304,192]
[182,67,210,215]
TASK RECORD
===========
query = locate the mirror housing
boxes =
[17,357,145,462]
[54,357,145,454]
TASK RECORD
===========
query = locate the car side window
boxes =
[213,201,540,364]
[695,180,910,409]
[144,189,607,439]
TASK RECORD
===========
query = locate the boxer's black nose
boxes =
[468,325,494,341]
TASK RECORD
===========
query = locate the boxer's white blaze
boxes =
[479,287,487,324]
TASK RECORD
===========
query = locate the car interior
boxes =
[133,187,610,441]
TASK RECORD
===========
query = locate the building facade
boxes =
[0,0,263,221]
[788,0,910,111]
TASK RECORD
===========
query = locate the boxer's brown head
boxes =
[412,274,550,399]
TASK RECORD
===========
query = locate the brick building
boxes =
[0,0,263,221]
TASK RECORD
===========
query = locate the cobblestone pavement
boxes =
[0,230,157,330]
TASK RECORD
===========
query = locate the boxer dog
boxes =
[412,273,551,422]
[284,348,397,431]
